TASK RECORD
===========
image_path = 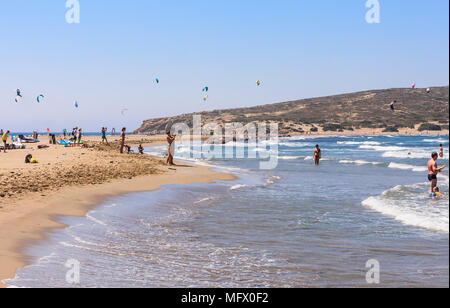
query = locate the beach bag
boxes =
[25,154,33,163]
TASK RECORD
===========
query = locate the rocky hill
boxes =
[137,86,449,135]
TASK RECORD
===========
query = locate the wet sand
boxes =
[0,134,235,288]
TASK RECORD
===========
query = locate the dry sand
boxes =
[0,134,235,288]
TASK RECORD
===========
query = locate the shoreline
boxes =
[0,163,235,288]
[0,134,236,288]
[1,132,447,288]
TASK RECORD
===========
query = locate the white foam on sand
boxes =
[86,212,107,226]
[193,197,215,204]
[229,184,250,191]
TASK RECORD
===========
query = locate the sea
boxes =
[4,135,449,288]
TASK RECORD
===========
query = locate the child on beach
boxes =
[138,144,144,154]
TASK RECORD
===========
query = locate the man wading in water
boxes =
[427,152,446,194]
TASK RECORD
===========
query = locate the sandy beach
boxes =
[0,134,234,288]
[0,130,448,288]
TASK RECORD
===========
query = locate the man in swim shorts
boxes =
[427,152,446,194]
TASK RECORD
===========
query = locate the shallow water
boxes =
[5,135,449,288]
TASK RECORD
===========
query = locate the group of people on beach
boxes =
[64,127,83,146]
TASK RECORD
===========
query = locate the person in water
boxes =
[427,152,446,194]
[431,187,443,199]
[440,144,444,158]
[313,144,321,166]
[166,131,176,166]
[120,127,126,154]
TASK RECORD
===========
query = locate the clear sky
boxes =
[0,0,448,132]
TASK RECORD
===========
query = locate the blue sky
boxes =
[0,0,448,132]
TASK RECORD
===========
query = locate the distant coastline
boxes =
[137,86,449,137]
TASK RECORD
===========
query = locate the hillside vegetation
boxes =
[137,86,449,136]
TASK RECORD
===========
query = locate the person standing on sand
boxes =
[2,130,9,153]
[313,144,321,166]
[77,128,82,146]
[427,152,446,194]
[166,131,176,166]
[101,127,109,145]
[112,128,116,136]
[72,127,78,142]
[120,127,126,153]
